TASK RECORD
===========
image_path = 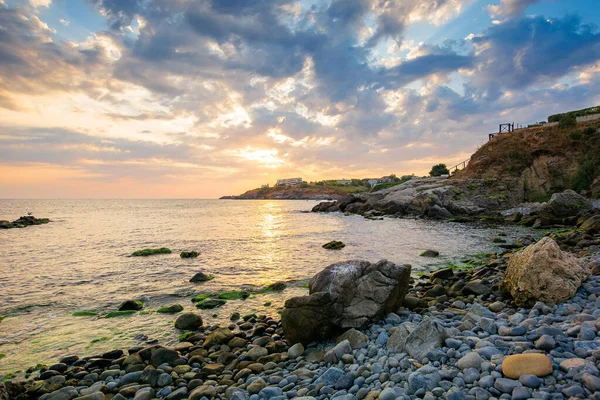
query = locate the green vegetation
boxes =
[0,316,4,323]
[0,354,5,360]
[2,372,15,381]
[242,313,257,321]
[264,301,272,307]
[302,283,309,289]
[191,293,211,303]
[322,240,346,250]
[179,331,194,342]
[196,298,227,309]
[572,160,599,192]
[105,310,137,318]
[549,105,600,122]
[569,130,582,141]
[558,114,577,129]
[371,175,414,192]
[157,304,184,314]
[180,251,199,258]
[131,248,172,257]
[72,310,99,317]
[139,310,154,315]
[584,126,597,136]
[429,163,449,177]
[90,336,111,344]
[488,193,507,201]
[217,291,250,300]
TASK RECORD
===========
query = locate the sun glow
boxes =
[230,147,285,168]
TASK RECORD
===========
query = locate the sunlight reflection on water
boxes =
[0,199,533,371]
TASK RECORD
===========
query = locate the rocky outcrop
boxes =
[312,177,523,219]
[500,237,589,306]
[0,216,50,229]
[281,260,411,345]
[542,190,593,218]
[387,317,452,362]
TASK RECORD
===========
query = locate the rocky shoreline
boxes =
[2,198,600,400]
[0,216,50,229]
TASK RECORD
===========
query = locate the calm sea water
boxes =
[0,200,532,372]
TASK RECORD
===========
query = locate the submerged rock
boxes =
[500,237,589,306]
[281,259,411,344]
[322,241,346,250]
[174,312,203,330]
[118,300,143,311]
[189,272,214,283]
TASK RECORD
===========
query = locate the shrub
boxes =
[180,251,199,258]
[584,126,597,136]
[572,160,599,192]
[569,130,582,141]
[558,114,577,129]
[429,164,449,177]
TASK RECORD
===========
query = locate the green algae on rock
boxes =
[131,248,172,256]
[104,310,137,318]
[196,299,227,309]
[157,304,184,314]
[118,300,143,311]
[71,311,99,317]
[322,240,346,250]
[180,251,200,258]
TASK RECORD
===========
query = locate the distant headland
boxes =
[220,175,414,200]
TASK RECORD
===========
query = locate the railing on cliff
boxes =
[448,158,470,174]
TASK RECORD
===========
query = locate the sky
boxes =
[0,0,599,198]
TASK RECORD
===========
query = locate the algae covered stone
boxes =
[322,241,346,250]
[502,354,553,379]
[180,251,199,258]
[157,304,184,314]
[131,248,172,257]
[189,272,214,283]
[118,300,143,311]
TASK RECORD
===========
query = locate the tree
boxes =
[429,164,449,177]
[558,114,576,129]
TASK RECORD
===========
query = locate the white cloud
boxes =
[29,0,51,8]
[60,19,70,26]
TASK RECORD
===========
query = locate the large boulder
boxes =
[281,260,411,345]
[500,237,589,307]
[542,189,593,218]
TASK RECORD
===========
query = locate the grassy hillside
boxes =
[455,118,600,200]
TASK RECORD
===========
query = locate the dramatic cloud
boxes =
[0,0,599,198]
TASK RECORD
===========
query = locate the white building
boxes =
[261,184,269,189]
[337,179,352,185]
[276,177,303,186]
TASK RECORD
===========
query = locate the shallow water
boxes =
[0,199,532,372]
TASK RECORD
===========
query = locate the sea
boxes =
[0,199,534,372]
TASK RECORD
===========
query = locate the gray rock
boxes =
[582,373,600,391]
[337,329,368,349]
[494,378,522,393]
[281,260,411,344]
[287,343,304,358]
[511,387,531,400]
[315,367,344,386]
[387,322,415,352]
[518,374,540,388]
[324,340,352,364]
[457,352,484,370]
[404,317,450,361]
[408,366,442,393]
[535,335,556,351]
[39,386,79,400]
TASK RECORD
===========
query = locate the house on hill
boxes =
[276,177,303,186]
